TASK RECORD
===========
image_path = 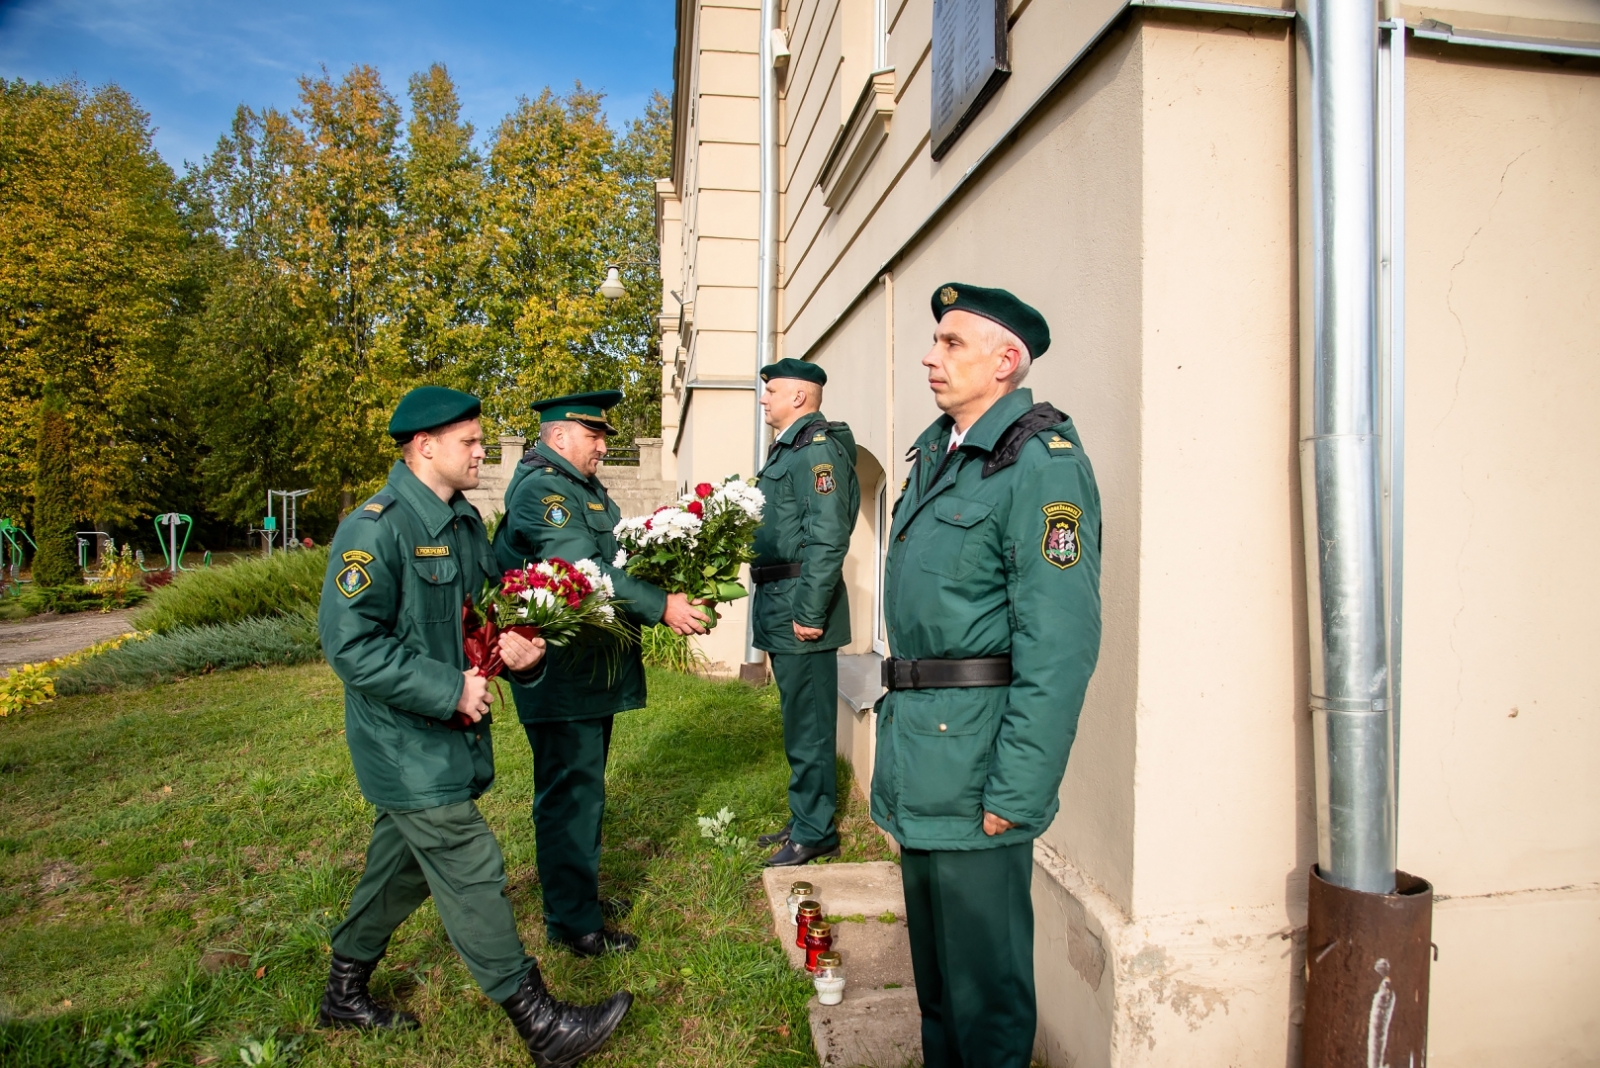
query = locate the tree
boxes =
[30,390,78,587]
[0,79,190,527]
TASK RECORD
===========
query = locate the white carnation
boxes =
[574,558,602,582]
[599,603,615,621]
[612,549,629,568]
[532,588,557,609]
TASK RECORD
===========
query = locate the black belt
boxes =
[750,561,802,584]
[881,656,1012,691]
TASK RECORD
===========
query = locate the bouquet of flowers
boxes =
[461,558,634,685]
[612,476,765,630]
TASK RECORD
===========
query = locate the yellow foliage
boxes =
[0,631,141,717]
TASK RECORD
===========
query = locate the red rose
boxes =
[695,482,714,499]
[686,499,704,518]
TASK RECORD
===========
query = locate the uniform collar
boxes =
[527,444,600,491]
[388,460,478,537]
[774,410,826,447]
[923,388,1036,455]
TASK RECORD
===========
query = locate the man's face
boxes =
[760,378,818,431]
[551,421,609,476]
[416,418,486,491]
[922,310,1008,417]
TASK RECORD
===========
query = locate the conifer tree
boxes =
[30,390,78,588]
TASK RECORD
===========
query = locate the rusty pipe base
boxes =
[1304,866,1433,1068]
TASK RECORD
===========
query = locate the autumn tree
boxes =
[0,79,190,527]
[30,390,78,587]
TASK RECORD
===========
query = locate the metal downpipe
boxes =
[746,0,780,669]
[1297,7,1432,1063]
[1296,0,1392,897]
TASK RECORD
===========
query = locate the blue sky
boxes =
[0,0,675,169]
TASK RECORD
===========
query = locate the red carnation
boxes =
[686,499,704,518]
[695,482,714,499]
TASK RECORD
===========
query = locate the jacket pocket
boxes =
[892,690,999,820]
[912,497,993,580]
[410,558,461,623]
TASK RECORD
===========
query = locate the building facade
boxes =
[657,0,1600,1063]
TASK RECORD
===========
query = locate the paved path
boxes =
[0,610,137,675]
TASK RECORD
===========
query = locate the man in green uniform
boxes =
[748,358,860,866]
[872,286,1102,1068]
[317,386,632,1067]
[493,390,709,956]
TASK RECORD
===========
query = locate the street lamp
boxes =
[595,258,659,301]
[597,265,626,300]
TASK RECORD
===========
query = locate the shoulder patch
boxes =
[335,561,373,597]
[811,432,828,444]
[812,463,836,495]
[414,545,450,558]
[1041,502,1083,569]
[342,549,374,565]
[1046,434,1075,451]
[544,502,570,527]
[540,494,567,505]
[357,492,395,520]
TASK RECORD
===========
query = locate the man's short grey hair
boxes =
[978,317,1032,386]
[538,420,571,443]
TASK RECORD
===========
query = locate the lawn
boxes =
[0,663,891,1066]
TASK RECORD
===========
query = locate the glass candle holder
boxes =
[786,881,815,925]
[796,900,821,949]
[804,920,834,972]
[813,950,845,1005]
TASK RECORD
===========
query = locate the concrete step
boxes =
[761,862,924,1067]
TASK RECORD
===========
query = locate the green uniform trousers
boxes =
[330,801,535,1004]
[770,651,840,850]
[902,841,1036,1068]
[524,716,613,941]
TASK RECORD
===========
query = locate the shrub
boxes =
[0,581,147,621]
[640,624,709,674]
[52,617,320,694]
[134,547,328,634]
[30,390,78,588]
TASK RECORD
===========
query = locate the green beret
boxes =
[930,282,1051,360]
[760,358,827,386]
[531,389,624,435]
[389,386,482,443]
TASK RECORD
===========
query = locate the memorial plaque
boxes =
[930,0,1010,160]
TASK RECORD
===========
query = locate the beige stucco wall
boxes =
[1399,40,1600,1067]
[663,0,1600,1062]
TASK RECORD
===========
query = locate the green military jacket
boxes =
[492,446,668,723]
[751,412,860,655]
[870,388,1103,851]
[318,460,504,811]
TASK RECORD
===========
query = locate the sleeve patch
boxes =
[342,549,374,564]
[544,502,570,527]
[336,562,373,597]
[1041,502,1083,569]
[812,463,836,495]
[540,494,566,505]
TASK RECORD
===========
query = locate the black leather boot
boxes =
[500,969,632,1068]
[317,953,420,1031]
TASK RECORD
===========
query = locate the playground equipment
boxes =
[0,519,36,595]
[261,489,312,555]
[76,530,112,571]
[153,513,194,575]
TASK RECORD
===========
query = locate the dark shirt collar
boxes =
[387,460,478,538]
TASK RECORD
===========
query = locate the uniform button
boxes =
[939,723,948,732]
[476,733,482,740]
[898,534,905,542]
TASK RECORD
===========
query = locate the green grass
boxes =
[0,663,891,1066]
[134,549,328,634]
